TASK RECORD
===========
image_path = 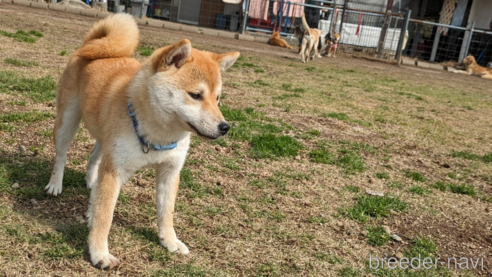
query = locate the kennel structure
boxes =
[103,0,492,65]
[242,0,492,65]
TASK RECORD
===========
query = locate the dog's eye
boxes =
[188,92,202,101]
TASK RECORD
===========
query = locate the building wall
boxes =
[468,0,492,30]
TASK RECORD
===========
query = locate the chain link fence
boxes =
[104,0,492,66]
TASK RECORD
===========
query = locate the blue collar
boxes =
[128,102,177,154]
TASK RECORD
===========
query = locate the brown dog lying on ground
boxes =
[449,55,492,79]
[269,31,293,49]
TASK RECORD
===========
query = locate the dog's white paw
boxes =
[90,251,120,270]
[45,183,62,196]
[161,238,189,255]
[301,60,306,63]
[317,54,322,58]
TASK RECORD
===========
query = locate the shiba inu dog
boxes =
[325,32,340,58]
[299,13,323,63]
[44,14,239,269]
[269,31,293,49]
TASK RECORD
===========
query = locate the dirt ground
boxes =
[0,3,491,277]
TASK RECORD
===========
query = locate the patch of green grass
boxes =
[152,262,218,277]
[0,111,54,123]
[309,142,366,174]
[40,224,89,259]
[321,113,372,127]
[386,181,403,189]
[307,215,329,224]
[138,46,153,56]
[448,184,476,196]
[0,122,15,133]
[0,29,42,43]
[4,58,38,67]
[336,148,365,174]
[408,185,431,195]
[342,195,407,222]
[344,185,360,193]
[59,50,68,56]
[375,172,390,179]
[403,170,426,182]
[432,181,447,192]
[281,83,304,93]
[338,266,360,277]
[367,226,391,246]
[314,252,343,264]
[7,100,28,106]
[404,237,438,267]
[242,62,255,67]
[28,30,43,37]
[397,91,424,101]
[305,67,316,72]
[249,134,303,159]
[0,71,57,102]
[451,150,492,163]
[338,141,378,153]
[220,105,249,121]
[180,168,207,198]
[308,144,334,164]
[322,112,350,121]
[274,93,302,100]
[254,68,264,73]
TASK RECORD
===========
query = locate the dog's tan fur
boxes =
[300,13,323,63]
[269,31,293,49]
[463,55,492,79]
[45,14,239,269]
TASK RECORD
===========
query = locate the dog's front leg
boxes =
[88,155,122,270]
[156,164,189,255]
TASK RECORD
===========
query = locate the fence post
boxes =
[395,8,411,62]
[338,0,347,34]
[458,21,475,63]
[329,0,337,34]
[377,0,394,58]
[240,0,251,35]
[429,31,441,62]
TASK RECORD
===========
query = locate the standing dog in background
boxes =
[299,13,323,63]
[269,31,293,49]
[295,26,341,58]
[325,32,341,58]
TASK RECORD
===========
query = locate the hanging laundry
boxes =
[355,12,362,36]
[437,0,457,35]
[249,0,269,21]
[273,0,305,18]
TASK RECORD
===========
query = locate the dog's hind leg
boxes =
[45,93,81,196]
[86,141,102,190]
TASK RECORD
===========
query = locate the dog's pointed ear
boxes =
[165,39,191,69]
[213,52,240,72]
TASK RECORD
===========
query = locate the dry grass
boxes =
[0,3,491,276]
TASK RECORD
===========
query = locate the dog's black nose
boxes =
[218,122,230,135]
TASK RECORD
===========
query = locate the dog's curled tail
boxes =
[76,14,139,60]
[301,13,310,33]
